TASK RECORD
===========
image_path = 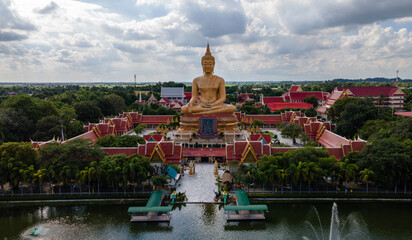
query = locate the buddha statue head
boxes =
[201,43,215,74]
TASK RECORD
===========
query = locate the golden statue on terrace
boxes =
[181,43,236,115]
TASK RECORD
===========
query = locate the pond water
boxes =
[1,201,412,240]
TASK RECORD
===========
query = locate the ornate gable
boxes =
[393,89,404,95]
[150,144,166,163]
[240,142,258,164]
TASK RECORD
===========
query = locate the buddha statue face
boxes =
[202,59,215,74]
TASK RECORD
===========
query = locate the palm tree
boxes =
[359,168,374,193]
[33,169,47,194]
[268,165,281,193]
[0,158,7,195]
[296,162,308,194]
[339,160,358,192]
[6,158,24,193]
[22,165,35,195]
[59,166,74,195]
[279,169,287,194]
[306,162,321,193]
[46,167,56,194]
[90,161,103,194]
[127,158,142,194]
[78,168,90,195]
[286,163,298,193]
[88,165,97,194]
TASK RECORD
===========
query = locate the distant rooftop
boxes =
[160,87,184,97]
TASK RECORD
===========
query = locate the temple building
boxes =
[335,86,405,109]
[316,90,346,118]
[317,86,405,119]
[160,87,186,104]
[256,85,329,112]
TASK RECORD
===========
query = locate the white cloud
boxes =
[1,0,412,82]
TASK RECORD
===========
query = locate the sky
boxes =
[1,0,412,83]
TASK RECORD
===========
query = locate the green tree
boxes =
[296,161,308,194]
[0,108,34,142]
[326,97,356,123]
[304,107,317,117]
[134,124,147,134]
[334,98,379,138]
[74,101,103,123]
[98,94,127,117]
[306,162,322,193]
[358,119,393,140]
[33,115,63,141]
[0,142,37,190]
[359,168,374,193]
[279,122,303,144]
[286,163,298,193]
[338,159,358,192]
[303,96,319,108]
[252,119,264,127]
[151,175,168,188]
[113,135,145,147]
[33,169,47,194]
[39,139,106,176]
[22,165,35,195]
[95,135,118,147]
[0,116,4,145]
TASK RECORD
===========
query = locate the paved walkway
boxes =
[176,163,218,203]
[263,128,303,147]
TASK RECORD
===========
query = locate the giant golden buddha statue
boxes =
[181,44,236,115]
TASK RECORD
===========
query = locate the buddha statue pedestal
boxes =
[174,114,242,143]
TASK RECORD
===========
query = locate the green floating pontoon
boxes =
[223,190,268,221]
[128,191,175,222]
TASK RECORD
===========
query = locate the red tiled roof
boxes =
[67,130,99,143]
[267,102,313,111]
[289,85,302,92]
[394,112,412,117]
[140,115,174,125]
[250,141,264,156]
[316,90,345,114]
[325,148,344,161]
[184,92,192,101]
[288,92,327,101]
[263,96,283,103]
[226,145,234,160]
[159,97,170,104]
[238,93,252,100]
[250,134,271,144]
[317,130,349,148]
[143,134,163,142]
[316,106,328,114]
[336,86,403,97]
[183,148,226,157]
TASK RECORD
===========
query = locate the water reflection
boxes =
[0,202,411,239]
[130,222,173,233]
[201,204,216,225]
[224,221,267,231]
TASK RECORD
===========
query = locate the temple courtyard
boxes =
[176,163,219,203]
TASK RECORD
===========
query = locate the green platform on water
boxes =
[128,191,173,222]
[224,190,268,221]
